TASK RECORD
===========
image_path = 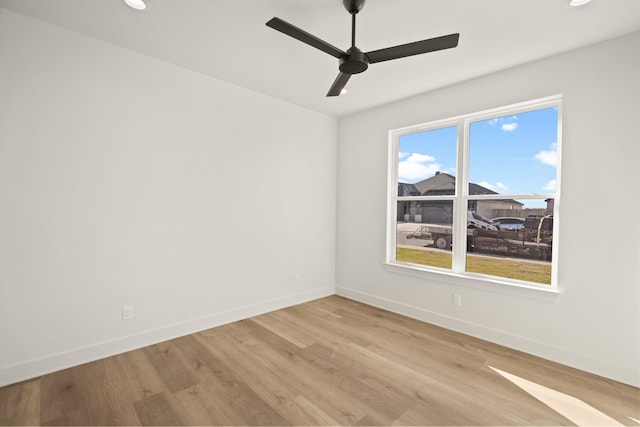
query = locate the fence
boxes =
[491,208,548,218]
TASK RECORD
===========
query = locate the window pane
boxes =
[465,199,554,285]
[398,126,457,196]
[396,200,453,269]
[469,107,558,195]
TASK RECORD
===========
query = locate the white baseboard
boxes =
[4,285,636,389]
[336,286,639,388]
[0,286,334,388]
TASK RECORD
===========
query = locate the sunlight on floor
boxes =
[489,367,624,426]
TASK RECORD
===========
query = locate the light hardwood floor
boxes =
[1,296,638,426]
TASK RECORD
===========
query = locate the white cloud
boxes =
[543,179,557,191]
[535,143,557,167]
[398,151,410,159]
[406,153,435,163]
[399,162,442,182]
[488,115,518,129]
[444,166,457,175]
[398,152,441,182]
[501,122,518,132]
[478,181,508,192]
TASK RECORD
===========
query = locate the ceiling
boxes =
[1,0,640,117]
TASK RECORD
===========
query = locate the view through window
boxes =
[390,97,561,287]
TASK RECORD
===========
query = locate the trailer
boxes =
[404,212,553,261]
[405,211,496,250]
[406,223,453,249]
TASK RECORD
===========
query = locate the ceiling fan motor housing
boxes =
[343,0,365,14]
[339,47,369,74]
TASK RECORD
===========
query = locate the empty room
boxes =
[1,0,639,425]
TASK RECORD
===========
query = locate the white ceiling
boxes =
[2,0,640,117]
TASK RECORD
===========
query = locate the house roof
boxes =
[398,183,420,197]
[412,172,457,195]
[401,172,524,205]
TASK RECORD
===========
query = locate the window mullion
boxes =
[452,121,468,273]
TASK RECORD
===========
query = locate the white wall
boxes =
[0,9,337,386]
[337,31,640,386]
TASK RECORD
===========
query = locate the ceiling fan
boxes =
[266,0,459,97]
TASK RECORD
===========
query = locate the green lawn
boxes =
[396,247,551,284]
[396,247,452,269]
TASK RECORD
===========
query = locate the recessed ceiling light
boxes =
[340,88,348,95]
[124,0,147,10]
[570,0,592,6]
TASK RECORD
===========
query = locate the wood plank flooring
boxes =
[1,296,638,426]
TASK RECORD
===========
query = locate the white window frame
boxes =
[386,95,562,295]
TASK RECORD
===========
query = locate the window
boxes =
[387,96,561,289]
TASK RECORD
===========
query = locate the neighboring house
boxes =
[398,172,523,223]
[397,182,420,197]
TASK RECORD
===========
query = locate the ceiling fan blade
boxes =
[366,33,459,64]
[326,72,351,97]
[266,17,347,59]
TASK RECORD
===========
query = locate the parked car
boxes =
[491,216,525,230]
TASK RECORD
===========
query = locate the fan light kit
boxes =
[570,0,592,6]
[124,0,147,10]
[266,0,459,97]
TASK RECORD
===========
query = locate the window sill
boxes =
[383,262,564,303]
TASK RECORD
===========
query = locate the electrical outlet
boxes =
[294,273,302,285]
[452,293,462,307]
[122,305,134,320]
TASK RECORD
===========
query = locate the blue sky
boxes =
[398,107,558,200]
